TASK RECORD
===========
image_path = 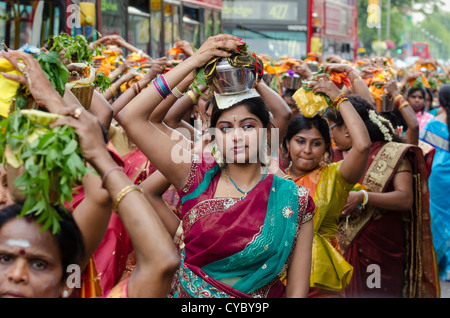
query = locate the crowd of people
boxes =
[0,32,449,299]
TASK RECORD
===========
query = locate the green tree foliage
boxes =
[415,11,450,60]
[357,0,445,57]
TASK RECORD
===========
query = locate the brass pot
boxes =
[70,85,95,109]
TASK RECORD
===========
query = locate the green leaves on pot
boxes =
[93,69,112,93]
[0,110,92,234]
[48,33,92,64]
[36,52,70,97]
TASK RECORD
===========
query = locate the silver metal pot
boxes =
[212,58,255,95]
[283,73,302,90]
[262,72,274,86]
[381,94,395,112]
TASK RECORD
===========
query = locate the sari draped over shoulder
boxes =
[291,162,354,295]
[172,153,314,298]
[336,141,439,298]
[420,118,450,282]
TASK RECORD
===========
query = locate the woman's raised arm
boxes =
[52,106,179,298]
[310,74,371,184]
[116,35,242,189]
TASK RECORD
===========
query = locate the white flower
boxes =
[368,110,394,142]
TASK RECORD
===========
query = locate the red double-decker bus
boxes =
[221,0,358,61]
[412,42,431,59]
[310,0,358,62]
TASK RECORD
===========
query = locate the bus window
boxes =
[182,6,200,49]
[128,5,150,54]
[222,0,308,59]
[0,0,64,50]
[99,0,126,37]
[227,28,306,59]
[164,3,181,56]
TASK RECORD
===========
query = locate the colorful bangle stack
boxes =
[333,93,348,110]
[393,94,409,110]
[152,75,173,99]
[132,82,141,96]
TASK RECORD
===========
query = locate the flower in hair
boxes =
[368,110,393,142]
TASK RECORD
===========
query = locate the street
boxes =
[441,280,450,298]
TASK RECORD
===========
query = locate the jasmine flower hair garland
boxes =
[368,110,394,142]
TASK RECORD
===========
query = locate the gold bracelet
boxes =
[351,76,362,84]
[112,185,143,213]
[110,84,117,96]
[398,101,409,110]
[187,90,198,104]
[335,97,348,111]
[393,94,403,104]
[333,93,347,109]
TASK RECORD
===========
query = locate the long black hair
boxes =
[406,86,427,112]
[209,96,271,128]
[0,203,85,282]
[282,113,332,159]
[324,94,402,143]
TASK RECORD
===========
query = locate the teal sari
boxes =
[172,153,314,298]
[420,118,450,281]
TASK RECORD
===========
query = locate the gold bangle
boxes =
[110,84,117,96]
[187,90,198,104]
[398,101,409,110]
[112,185,143,213]
[393,94,403,104]
[335,97,348,111]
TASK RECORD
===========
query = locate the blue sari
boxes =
[420,118,450,281]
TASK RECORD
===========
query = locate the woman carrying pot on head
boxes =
[325,94,439,298]
[420,84,450,284]
[117,34,315,298]
[0,50,179,298]
[282,74,371,297]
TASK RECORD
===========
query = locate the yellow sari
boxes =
[290,161,354,293]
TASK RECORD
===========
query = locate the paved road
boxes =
[441,279,450,298]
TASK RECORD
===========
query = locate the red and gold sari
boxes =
[336,141,439,298]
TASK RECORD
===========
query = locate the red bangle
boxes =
[394,95,406,108]
[136,82,141,93]
[102,166,123,188]
[347,68,354,77]
[333,93,347,108]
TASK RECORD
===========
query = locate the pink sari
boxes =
[172,153,315,298]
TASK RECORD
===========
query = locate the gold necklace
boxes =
[223,169,232,198]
